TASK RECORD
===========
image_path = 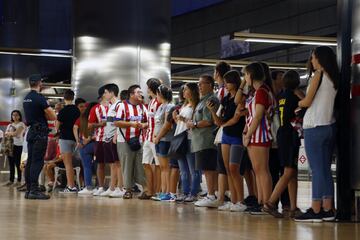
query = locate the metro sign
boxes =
[299,155,307,164]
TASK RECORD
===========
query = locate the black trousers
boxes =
[25,127,48,191]
[269,148,290,208]
[8,145,23,182]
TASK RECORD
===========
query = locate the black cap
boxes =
[28,74,43,84]
[97,86,105,99]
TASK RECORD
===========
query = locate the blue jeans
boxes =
[177,140,201,196]
[80,141,95,187]
[304,124,336,201]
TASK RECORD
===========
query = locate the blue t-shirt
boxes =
[23,90,49,126]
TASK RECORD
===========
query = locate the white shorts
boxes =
[142,140,159,165]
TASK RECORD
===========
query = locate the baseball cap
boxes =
[28,74,43,84]
[97,86,105,99]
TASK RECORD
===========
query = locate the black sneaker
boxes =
[60,186,78,194]
[250,205,268,215]
[294,208,323,222]
[244,195,258,207]
[131,185,141,193]
[39,185,47,192]
[321,208,336,221]
[27,191,51,200]
[25,191,30,199]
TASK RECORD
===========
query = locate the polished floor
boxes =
[0,182,358,240]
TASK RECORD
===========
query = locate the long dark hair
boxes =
[243,62,265,86]
[184,83,200,109]
[223,70,241,91]
[308,46,339,90]
[10,110,22,122]
[79,102,98,138]
[258,62,273,93]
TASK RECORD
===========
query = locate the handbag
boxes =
[119,128,142,152]
[214,126,223,145]
[167,131,188,159]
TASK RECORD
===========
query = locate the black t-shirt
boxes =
[57,105,80,141]
[221,94,245,138]
[278,89,300,130]
[23,90,49,126]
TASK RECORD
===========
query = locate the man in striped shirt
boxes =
[115,84,148,199]
[88,86,109,196]
[140,78,162,199]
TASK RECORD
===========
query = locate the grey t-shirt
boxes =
[104,99,121,143]
[154,103,175,142]
[191,93,219,152]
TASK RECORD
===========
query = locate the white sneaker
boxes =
[93,187,105,196]
[218,202,231,211]
[78,187,93,196]
[230,202,247,212]
[194,196,218,208]
[109,187,125,198]
[100,188,114,197]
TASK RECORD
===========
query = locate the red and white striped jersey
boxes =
[217,85,228,102]
[246,84,273,144]
[145,98,161,142]
[116,101,148,143]
[88,103,108,142]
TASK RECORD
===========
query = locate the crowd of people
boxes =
[1,46,339,223]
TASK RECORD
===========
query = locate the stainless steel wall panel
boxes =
[73,0,171,101]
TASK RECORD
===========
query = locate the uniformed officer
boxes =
[23,74,56,200]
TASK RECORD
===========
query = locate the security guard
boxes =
[23,74,56,200]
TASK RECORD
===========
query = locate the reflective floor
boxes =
[0,182,358,240]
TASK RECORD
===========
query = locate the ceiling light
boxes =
[171,76,199,82]
[231,32,337,46]
[0,47,73,58]
[171,57,306,70]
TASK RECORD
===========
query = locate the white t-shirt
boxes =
[6,122,26,146]
[174,105,193,139]
[303,74,337,129]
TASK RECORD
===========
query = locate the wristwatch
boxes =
[193,121,198,128]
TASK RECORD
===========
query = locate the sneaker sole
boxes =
[323,217,335,221]
[294,218,323,223]
[250,211,269,215]
[109,195,124,198]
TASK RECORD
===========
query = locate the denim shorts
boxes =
[221,133,242,145]
[155,141,171,157]
[59,139,76,154]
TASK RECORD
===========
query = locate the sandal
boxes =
[123,191,133,199]
[138,192,152,200]
[289,208,303,218]
[262,202,283,218]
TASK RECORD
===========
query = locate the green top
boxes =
[191,93,219,152]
